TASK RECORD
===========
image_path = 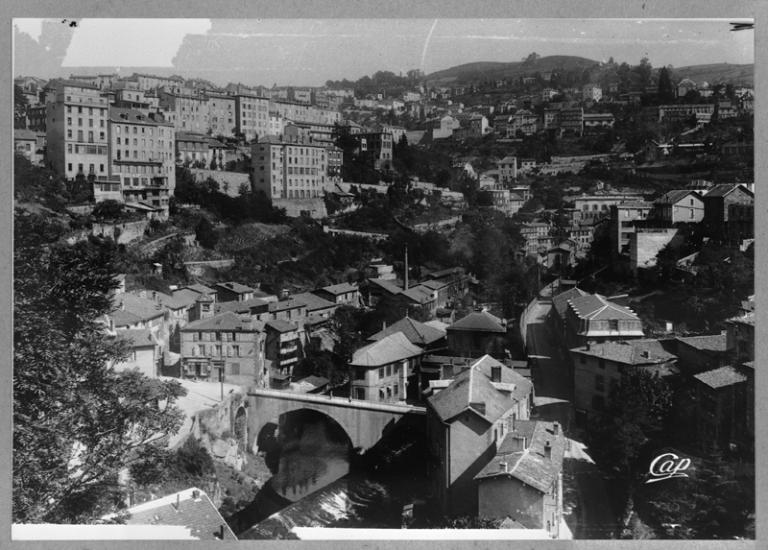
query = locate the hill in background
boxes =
[425,55,599,84]
[672,63,753,86]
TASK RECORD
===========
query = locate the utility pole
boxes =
[404,243,409,290]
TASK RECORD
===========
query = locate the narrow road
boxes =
[522,297,618,539]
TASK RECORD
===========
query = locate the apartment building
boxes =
[234,93,270,140]
[45,80,112,183]
[104,107,175,213]
[206,92,236,137]
[158,88,210,133]
[610,201,654,254]
[251,136,328,200]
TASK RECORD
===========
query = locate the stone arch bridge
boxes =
[246,388,425,451]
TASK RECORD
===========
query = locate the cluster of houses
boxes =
[547,281,754,454]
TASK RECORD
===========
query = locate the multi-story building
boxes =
[657,103,715,123]
[570,193,645,221]
[349,332,423,402]
[356,131,394,171]
[497,156,517,184]
[702,183,754,241]
[582,113,615,130]
[508,109,539,136]
[45,79,112,184]
[609,201,654,254]
[570,339,677,417]
[313,283,360,306]
[251,136,328,200]
[179,312,266,385]
[475,420,566,537]
[158,88,210,133]
[264,319,301,389]
[206,92,236,137]
[426,355,533,516]
[582,84,603,102]
[559,108,584,135]
[126,73,185,91]
[271,100,341,126]
[653,189,705,224]
[564,293,644,348]
[105,107,175,213]
[693,365,749,452]
[234,93,270,140]
[446,310,507,359]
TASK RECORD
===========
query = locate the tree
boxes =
[195,217,218,249]
[657,67,675,102]
[586,369,673,482]
[92,199,125,221]
[13,210,187,522]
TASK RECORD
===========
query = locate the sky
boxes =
[13,18,754,86]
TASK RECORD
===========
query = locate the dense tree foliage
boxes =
[14,209,186,522]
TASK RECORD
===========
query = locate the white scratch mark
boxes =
[420,19,438,73]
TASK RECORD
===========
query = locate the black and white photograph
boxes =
[9,10,759,543]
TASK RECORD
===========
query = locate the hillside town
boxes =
[14,41,755,541]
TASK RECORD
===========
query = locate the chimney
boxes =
[491,365,501,383]
[192,489,200,500]
[499,461,508,473]
[641,350,651,359]
[172,493,180,511]
[553,421,560,436]
[544,441,552,458]
[404,244,409,290]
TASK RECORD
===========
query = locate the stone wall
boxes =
[92,219,149,244]
[190,168,251,197]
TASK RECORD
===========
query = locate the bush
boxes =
[169,437,215,479]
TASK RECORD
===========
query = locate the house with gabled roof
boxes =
[368,316,447,352]
[447,310,508,359]
[112,328,159,378]
[313,282,361,307]
[475,420,566,538]
[426,355,533,516]
[653,189,704,224]
[702,183,754,242]
[564,293,644,347]
[350,332,423,403]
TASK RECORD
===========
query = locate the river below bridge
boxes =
[228,409,429,538]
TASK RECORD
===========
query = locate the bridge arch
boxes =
[247,389,426,452]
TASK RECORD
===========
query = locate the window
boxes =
[67,129,72,138]
[233,345,240,357]
[595,374,605,392]
[378,367,384,379]
[67,163,72,172]
[99,164,104,173]
[353,387,365,400]
[198,344,205,355]
[609,319,619,331]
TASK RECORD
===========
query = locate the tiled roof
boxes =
[656,189,697,205]
[705,183,752,198]
[214,297,268,314]
[367,278,403,295]
[110,293,165,324]
[215,281,255,294]
[400,285,434,304]
[350,332,423,367]
[419,279,448,291]
[368,316,446,347]
[475,421,566,494]
[183,312,260,332]
[676,334,727,353]
[116,329,156,349]
[448,311,506,333]
[320,282,358,295]
[123,487,237,540]
[268,299,306,313]
[428,355,532,424]
[293,292,336,312]
[567,294,639,321]
[571,339,676,366]
[266,319,298,333]
[170,288,203,308]
[185,283,217,295]
[553,287,588,318]
[694,365,747,389]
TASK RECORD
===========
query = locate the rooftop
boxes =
[116,328,156,349]
[368,316,446,347]
[120,487,237,540]
[350,331,423,367]
[567,293,640,322]
[183,312,260,332]
[320,282,359,295]
[675,333,727,353]
[293,292,337,312]
[655,189,698,205]
[571,339,677,366]
[475,420,566,494]
[448,310,506,333]
[705,183,753,199]
[428,355,533,424]
[266,319,298,333]
[694,365,747,389]
[215,281,255,294]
